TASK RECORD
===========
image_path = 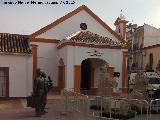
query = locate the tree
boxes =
[156,60,160,72]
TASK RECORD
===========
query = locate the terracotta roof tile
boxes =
[61,31,126,46]
[0,33,31,54]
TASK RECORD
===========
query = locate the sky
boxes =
[0,0,160,35]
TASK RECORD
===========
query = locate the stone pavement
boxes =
[0,99,24,111]
[0,93,160,120]
[0,98,95,120]
[130,114,160,120]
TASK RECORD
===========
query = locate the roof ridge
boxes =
[30,5,125,42]
[61,31,124,46]
[0,33,29,36]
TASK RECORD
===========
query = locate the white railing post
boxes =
[149,99,160,120]
[142,100,149,120]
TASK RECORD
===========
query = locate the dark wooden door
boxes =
[0,67,9,97]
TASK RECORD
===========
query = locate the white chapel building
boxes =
[0,5,129,98]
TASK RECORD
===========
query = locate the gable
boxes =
[30,5,124,42]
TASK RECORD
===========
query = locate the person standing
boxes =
[34,69,46,117]
[41,72,48,113]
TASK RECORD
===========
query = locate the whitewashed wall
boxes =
[31,43,124,89]
[144,24,160,48]
[115,23,124,38]
[31,42,59,86]
[36,10,119,42]
[0,54,32,97]
[74,46,122,72]
[58,46,68,65]
[58,46,75,88]
[60,46,123,89]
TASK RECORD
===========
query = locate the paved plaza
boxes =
[0,95,94,120]
[0,93,160,120]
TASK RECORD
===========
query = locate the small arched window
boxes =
[149,53,153,68]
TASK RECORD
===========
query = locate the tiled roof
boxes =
[0,33,31,54]
[61,31,126,46]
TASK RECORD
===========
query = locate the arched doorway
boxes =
[80,58,108,91]
[81,59,91,90]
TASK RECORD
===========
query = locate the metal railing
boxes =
[61,88,90,114]
[149,99,160,120]
[61,88,160,120]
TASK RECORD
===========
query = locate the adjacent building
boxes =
[127,23,160,73]
[0,33,33,97]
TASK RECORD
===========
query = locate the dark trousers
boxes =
[35,90,45,116]
[42,93,47,110]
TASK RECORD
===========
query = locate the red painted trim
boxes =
[31,44,38,90]
[58,66,65,91]
[74,65,81,92]
[30,38,60,43]
[122,51,128,91]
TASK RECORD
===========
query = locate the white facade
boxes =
[0,54,33,97]
[59,46,124,89]
[37,10,119,42]
[31,42,59,86]
[144,24,160,48]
